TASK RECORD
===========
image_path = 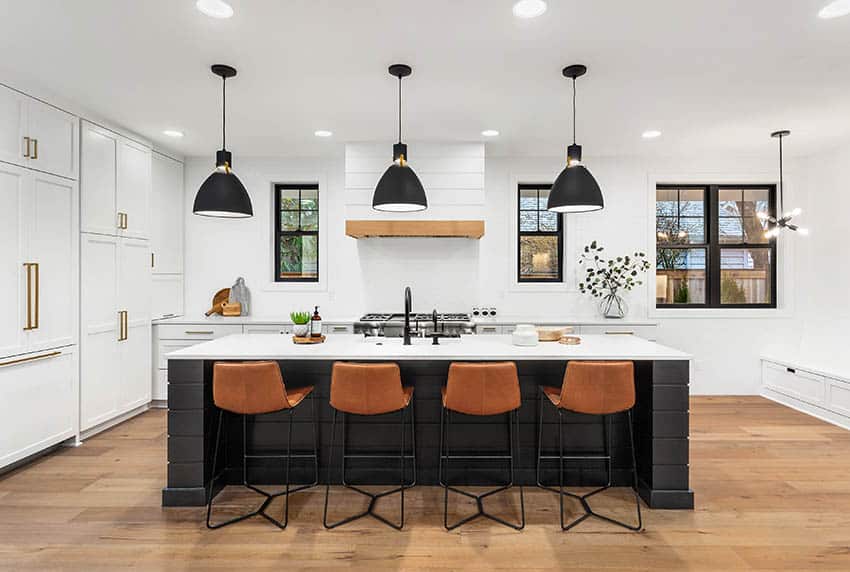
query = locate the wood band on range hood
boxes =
[345,220,485,239]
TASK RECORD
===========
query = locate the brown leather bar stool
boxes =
[536,361,643,531]
[206,361,318,530]
[323,362,416,530]
[439,362,525,531]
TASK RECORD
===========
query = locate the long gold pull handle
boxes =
[32,263,39,329]
[124,310,129,340]
[0,350,61,368]
[118,311,124,341]
[123,212,128,230]
[151,252,155,268]
[32,138,38,160]
[604,331,635,335]
[23,136,31,158]
[23,263,33,331]
[184,330,214,335]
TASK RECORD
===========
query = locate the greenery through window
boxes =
[518,184,562,282]
[275,184,319,282]
[656,184,776,308]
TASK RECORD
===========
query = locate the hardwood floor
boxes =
[1,397,850,570]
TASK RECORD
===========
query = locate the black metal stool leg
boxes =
[441,407,525,531]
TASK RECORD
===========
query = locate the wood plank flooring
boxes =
[1,397,850,570]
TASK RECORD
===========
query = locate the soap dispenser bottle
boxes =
[311,306,323,337]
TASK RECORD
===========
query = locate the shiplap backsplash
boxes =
[344,142,485,219]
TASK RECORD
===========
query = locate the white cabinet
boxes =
[80,234,151,430]
[762,361,826,407]
[150,152,184,274]
[151,274,184,320]
[578,324,658,341]
[244,324,293,335]
[0,85,77,180]
[0,163,77,359]
[80,120,151,239]
[0,348,77,468]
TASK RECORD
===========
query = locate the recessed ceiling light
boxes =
[642,130,662,139]
[162,129,184,138]
[819,0,850,18]
[196,0,234,19]
[314,130,333,138]
[512,0,547,19]
[481,129,500,137]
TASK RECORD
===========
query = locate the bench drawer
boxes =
[762,361,826,407]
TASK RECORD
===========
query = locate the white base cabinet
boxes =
[762,359,850,430]
[0,347,77,468]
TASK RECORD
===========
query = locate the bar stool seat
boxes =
[206,361,319,530]
[323,362,416,531]
[537,361,643,532]
[440,362,525,531]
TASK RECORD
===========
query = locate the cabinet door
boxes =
[0,163,28,358]
[80,233,119,430]
[117,139,151,240]
[0,349,76,468]
[151,152,183,273]
[118,238,152,410]
[80,122,118,235]
[26,172,77,352]
[27,100,77,180]
[0,86,28,169]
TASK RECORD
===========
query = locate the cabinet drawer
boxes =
[827,379,850,418]
[580,325,657,340]
[476,325,502,335]
[324,324,353,334]
[244,324,292,335]
[155,323,242,340]
[762,361,826,406]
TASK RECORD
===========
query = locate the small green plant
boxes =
[578,241,650,298]
[721,276,747,304]
[673,283,690,304]
[290,311,311,325]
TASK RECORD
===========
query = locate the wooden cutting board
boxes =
[205,288,230,316]
[292,335,326,344]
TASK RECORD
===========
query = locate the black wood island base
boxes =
[163,357,693,510]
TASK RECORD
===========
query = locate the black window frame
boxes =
[517,183,563,283]
[274,183,320,283]
[655,183,777,309]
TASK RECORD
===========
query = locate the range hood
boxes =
[345,220,485,239]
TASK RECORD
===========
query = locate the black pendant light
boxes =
[372,64,427,212]
[547,64,604,213]
[193,64,253,218]
[761,130,807,238]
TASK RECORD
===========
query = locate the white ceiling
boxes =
[1,0,849,160]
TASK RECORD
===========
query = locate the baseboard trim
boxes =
[761,389,850,431]
[80,403,151,441]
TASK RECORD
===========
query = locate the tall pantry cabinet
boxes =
[79,120,153,432]
[0,84,79,468]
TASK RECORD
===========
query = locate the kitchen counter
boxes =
[153,315,360,325]
[166,333,688,361]
[163,334,693,511]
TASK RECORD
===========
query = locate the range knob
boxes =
[472,307,480,317]
[488,307,497,317]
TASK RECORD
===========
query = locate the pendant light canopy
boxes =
[193,64,253,218]
[760,130,807,238]
[547,64,604,213]
[372,64,428,212]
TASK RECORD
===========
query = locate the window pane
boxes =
[519,235,559,281]
[721,248,772,304]
[280,189,299,210]
[280,210,299,231]
[679,189,704,216]
[539,210,558,231]
[656,189,678,216]
[519,210,538,231]
[537,189,550,210]
[718,188,770,244]
[279,235,318,280]
[300,188,318,210]
[656,248,706,304]
[656,216,704,244]
[519,189,538,210]
[300,210,318,231]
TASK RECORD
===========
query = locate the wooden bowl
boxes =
[537,326,573,342]
[559,335,581,346]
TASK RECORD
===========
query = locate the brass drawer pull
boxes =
[22,263,38,331]
[23,136,31,158]
[32,138,38,160]
[118,310,129,341]
[0,351,61,368]
[605,330,635,335]
[184,330,214,335]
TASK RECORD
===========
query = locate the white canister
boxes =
[512,324,539,347]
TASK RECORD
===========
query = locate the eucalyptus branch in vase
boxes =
[578,241,650,319]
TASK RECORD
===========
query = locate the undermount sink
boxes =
[362,336,462,346]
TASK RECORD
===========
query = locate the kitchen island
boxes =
[163,334,693,509]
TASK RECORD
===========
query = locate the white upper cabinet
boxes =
[0,163,77,360]
[150,152,183,273]
[0,84,77,180]
[80,120,151,240]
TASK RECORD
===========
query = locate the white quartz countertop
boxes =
[153,315,657,327]
[153,315,360,326]
[166,334,690,361]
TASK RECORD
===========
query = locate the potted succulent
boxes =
[578,241,650,319]
[290,311,311,337]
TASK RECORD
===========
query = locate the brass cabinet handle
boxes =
[123,212,128,229]
[117,212,122,230]
[124,311,129,340]
[118,310,128,341]
[23,263,33,330]
[151,252,155,268]
[0,350,61,368]
[31,138,38,160]
[605,330,635,335]
[117,212,128,230]
[184,330,214,335]
[23,136,31,158]
[32,263,39,329]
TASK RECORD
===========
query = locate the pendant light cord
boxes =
[778,134,784,216]
[221,76,227,150]
[398,76,403,144]
[572,77,577,144]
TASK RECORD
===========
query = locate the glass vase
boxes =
[599,292,627,319]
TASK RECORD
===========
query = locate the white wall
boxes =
[183,147,814,395]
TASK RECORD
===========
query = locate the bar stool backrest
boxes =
[559,361,635,415]
[213,361,290,415]
[445,362,520,416]
[330,362,406,415]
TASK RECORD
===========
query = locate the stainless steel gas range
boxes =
[354,312,476,338]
